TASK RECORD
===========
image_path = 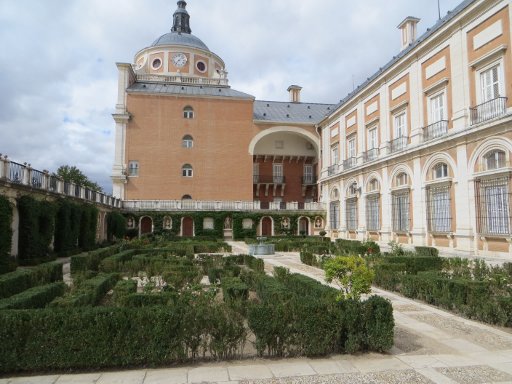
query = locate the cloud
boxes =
[0,0,463,193]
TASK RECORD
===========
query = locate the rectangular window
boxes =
[329,201,340,230]
[476,177,511,235]
[429,92,445,123]
[366,195,380,231]
[368,127,378,150]
[480,64,501,102]
[348,137,356,158]
[394,112,406,138]
[331,144,339,165]
[303,164,313,184]
[273,163,283,183]
[346,198,357,230]
[426,185,451,233]
[392,191,410,232]
[128,161,139,177]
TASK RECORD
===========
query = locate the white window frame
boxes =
[331,144,339,165]
[393,110,407,139]
[182,135,193,148]
[182,164,193,177]
[368,126,378,150]
[476,60,504,104]
[366,194,380,231]
[183,107,194,119]
[428,90,446,124]
[347,136,356,159]
[303,164,313,184]
[273,163,283,183]
[127,161,139,177]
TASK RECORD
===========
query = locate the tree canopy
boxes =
[54,165,102,192]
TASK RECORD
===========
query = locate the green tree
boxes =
[54,165,102,192]
[324,255,374,301]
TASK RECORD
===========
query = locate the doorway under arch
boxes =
[182,216,194,237]
[261,217,273,236]
[140,216,153,235]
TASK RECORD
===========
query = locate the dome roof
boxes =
[151,32,210,51]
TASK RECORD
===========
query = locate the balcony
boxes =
[327,164,339,176]
[123,199,325,212]
[343,157,357,170]
[363,148,379,163]
[253,175,286,184]
[470,97,507,125]
[135,73,229,87]
[389,136,408,154]
[422,120,448,142]
[301,176,316,185]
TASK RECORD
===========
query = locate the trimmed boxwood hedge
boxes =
[0,195,13,274]
[0,282,65,310]
[50,273,119,307]
[0,261,63,299]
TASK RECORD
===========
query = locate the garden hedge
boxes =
[0,261,63,299]
[0,282,65,310]
[0,196,13,274]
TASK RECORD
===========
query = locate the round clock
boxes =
[172,53,187,67]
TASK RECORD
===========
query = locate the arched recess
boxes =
[467,137,512,174]
[422,152,457,182]
[389,164,414,187]
[248,126,319,155]
[364,172,383,192]
[298,216,310,235]
[140,216,153,235]
[260,216,273,236]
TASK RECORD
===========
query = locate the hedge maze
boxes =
[0,237,394,374]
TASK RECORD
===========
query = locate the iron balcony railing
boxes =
[343,157,357,170]
[470,97,507,125]
[302,176,316,184]
[422,120,448,142]
[253,175,286,184]
[363,148,379,163]
[389,136,408,154]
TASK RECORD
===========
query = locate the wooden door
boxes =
[261,217,272,236]
[140,217,152,235]
[182,216,194,237]
[299,217,309,235]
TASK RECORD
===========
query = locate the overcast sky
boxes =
[0,0,463,193]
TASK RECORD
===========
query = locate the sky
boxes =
[0,0,463,193]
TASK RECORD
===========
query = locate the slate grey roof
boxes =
[127,82,254,99]
[330,0,476,114]
[254,100,335,124]
[151,32,209,51]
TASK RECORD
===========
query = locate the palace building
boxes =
[112,0,512,258]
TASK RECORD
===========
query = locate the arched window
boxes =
[396,172,408,187]
[348,182,358,197]
[182,164,193,177]
[183,106,194,119]
[182,135,193,148]
[331,188,339,200]
[182,194,192,200]
[367,178,379,192]
[346,182,358,230]
[433,163,448,179]
[484,150,506,170]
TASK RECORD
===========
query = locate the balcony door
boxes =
[303,164,313,184]
[273,163,283,183]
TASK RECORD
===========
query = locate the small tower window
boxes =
[182,135,193,148]
[183,106,194,119]
[182,164,193,177]
[196,61,207,73]
[127,161,139,177]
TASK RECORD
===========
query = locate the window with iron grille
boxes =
[346,198,357,230]
[475,176,511,235]
[392,191,410,232]
[330,201,340,230]
[366,195,380,231]
[426,184,452,233]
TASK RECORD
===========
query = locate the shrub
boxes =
[106,211,126,241]
[221,277,248,303]
[0,262,62,299]
[70,245,121,273]
[0,196,13,273]
[414,246,439,257]
[324,256,375,300]
[0,282,66,310]
[51,273,119,307]
[112,279,138,306]
[99,250,137,273]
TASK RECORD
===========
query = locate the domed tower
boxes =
[111,1,254,202]
[133,1,228,84]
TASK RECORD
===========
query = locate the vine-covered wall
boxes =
[0,196,13,272]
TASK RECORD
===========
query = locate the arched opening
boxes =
[140,217,153,235]
[182,216,194,237]
[261,217,273,236]
[298,217,309,235]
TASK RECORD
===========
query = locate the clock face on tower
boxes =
[172,53,187,67]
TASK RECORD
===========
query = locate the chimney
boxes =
[397,16,420,51]
[287,85,302,103]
